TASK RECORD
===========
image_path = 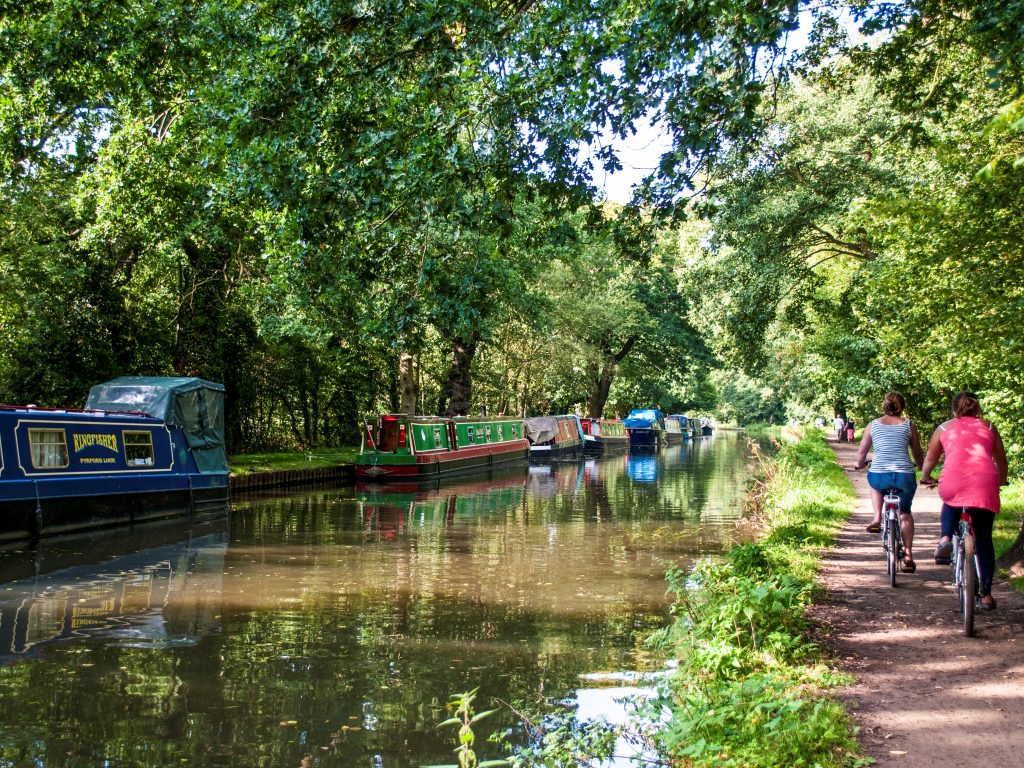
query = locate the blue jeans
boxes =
[867,471,917,514]
[941,504,996,596]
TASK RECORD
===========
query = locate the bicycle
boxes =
[950,509,982,637]
[880,490,905,587]
[855,461,907,586]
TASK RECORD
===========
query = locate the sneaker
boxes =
[934,540,953,565]
[980,595,997,611]
[865,522,881,533]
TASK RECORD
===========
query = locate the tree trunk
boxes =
[398,351,418,415]
[997,524,1024,577]
[443,333,480,416]
[587,335,637,417]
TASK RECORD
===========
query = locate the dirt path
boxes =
[811,439,1024,767]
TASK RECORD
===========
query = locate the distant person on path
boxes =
[920,391,1008,610]
[853,392,924,572]
[845,417,856,443]
[833,415,846,442]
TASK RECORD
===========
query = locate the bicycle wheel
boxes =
[961,535,976,637]
[887,518,899,587]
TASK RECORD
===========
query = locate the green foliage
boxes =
[648,432,862,768]
[495,710,618,768]
[427,689,506,768]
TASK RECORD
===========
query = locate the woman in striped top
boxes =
[854,392,925,572]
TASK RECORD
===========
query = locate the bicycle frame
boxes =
[951,509,981,637]
[881,491,904,587]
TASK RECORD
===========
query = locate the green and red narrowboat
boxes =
[579,417,629,453]
[356,414,529,480]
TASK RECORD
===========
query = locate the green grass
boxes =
[995,483,1024,591]
[228,447,359,475]
[741,423,783,440]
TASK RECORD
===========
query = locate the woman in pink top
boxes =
[920,392,1008,610]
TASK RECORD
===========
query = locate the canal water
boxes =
[0,433,756,767]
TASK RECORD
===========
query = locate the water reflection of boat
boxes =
[626,453,658,483]
[0,517,227,659]
[356,465,528,538]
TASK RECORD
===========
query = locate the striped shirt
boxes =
[868,419,916,473]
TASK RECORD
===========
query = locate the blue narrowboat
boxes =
[623,408,665,449]
[0,377,230,541]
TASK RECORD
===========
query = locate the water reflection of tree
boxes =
[0,436,756,767]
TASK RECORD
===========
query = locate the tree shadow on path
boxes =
[811,438,1024,768]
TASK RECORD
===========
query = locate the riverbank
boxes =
[812,437,1024,768]
[643,431,863,767]
[227,448,357,490]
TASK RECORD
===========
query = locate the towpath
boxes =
[811,438,1024,768]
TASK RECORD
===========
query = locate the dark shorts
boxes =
[867,471,917,514]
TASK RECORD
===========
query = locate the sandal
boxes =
[865,523,881,533]
[934,540,953,565]
[980,595,997,611]
[901,558,916,573]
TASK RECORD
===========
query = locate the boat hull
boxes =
[528,438,583,461]
[627,428,662,448]
[0,481,229,542]
[356,441,528,480]
[582,434,630,454]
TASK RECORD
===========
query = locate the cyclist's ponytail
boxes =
[883,391,905,416]
[952,391,981,418]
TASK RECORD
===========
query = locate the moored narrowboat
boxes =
[0,377,230,542]
[524,415,584,459]
[579,417,629,453]
[356,414,529,480]
[623,408,665,449]
[664,415,684,443]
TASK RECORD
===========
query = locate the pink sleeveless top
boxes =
[938,417,1000,513]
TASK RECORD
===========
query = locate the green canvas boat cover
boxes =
[85,376,228,473]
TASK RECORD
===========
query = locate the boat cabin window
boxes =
[485,426,492,442]
[511,424,519,439]
[124,431,155,466]
[433,426,443,448]
[29,429,69,469]
[466,426,476,444]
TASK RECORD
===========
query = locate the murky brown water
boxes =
[0,434,755,767]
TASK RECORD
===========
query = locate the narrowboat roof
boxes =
[85,376,228,473]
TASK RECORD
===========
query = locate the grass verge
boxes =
[228,447,358,475]
[995,483,1024,591]
[645,429,867,768]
